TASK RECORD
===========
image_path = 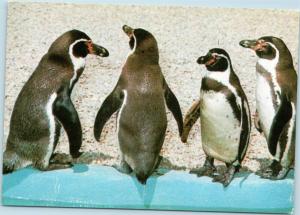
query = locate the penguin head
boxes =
[48,29,109,59]
[240,36,284,60]
[240,36,295,68]
[122,25,158,60]
[197,48,232,72]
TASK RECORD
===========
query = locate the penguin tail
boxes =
[136,172,148,185]
[2,150,18,174]
[135,167,153,185]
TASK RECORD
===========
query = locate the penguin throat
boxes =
[127,52,159,65]
[257,43,279,71]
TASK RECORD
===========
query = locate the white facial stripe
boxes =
[258,42,281,104]
[215,53,228,61]
[127,33,137,57]
[69,39,87,89]
[205,54,241,110]
[117,90,128,135]
[44,93,57,166]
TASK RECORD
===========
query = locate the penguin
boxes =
[181,48,251,187]
[240,36,297,179]
[3,30,109,174]
[93,25,183,184]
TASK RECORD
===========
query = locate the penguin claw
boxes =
[50,153,73,164]
[49,163,73,170]
[212,165,237,187]
[212,173,233,187]
[259,169,274,179]
[258,160,282,179]
[190,167,215,177]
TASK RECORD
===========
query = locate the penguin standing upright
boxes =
[240,37,297,179]
[94,25,183,184]
[181,48,251,186]
[3,30,109,174]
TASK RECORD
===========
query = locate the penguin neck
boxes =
[258,43,279,74]
[205,67,231,86]
[258,43,293,71]
[127,52,159,66]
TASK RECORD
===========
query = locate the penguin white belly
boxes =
[256,73,276,138]
[200,91,240,163]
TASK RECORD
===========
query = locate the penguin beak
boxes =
[197,53,216,66]
[239,39,260,50]
[86,40,109,57]
[123,25,134,37]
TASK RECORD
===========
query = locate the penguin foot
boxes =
[259,160,282,179]
[50,153,73,165]
[46,163,73,171]
[261,167,290,180]
[3,150,19,174]
[113,160,133,174]
[259,168,274,179]
[212,172,233,187]
[190,166,216,177]
[212,165,236,187]
[190,156,215,177]
[36,163,73,171]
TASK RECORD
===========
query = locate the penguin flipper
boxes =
[254,109,263,133]
[53,88,82,158]
[164,81,183,136]
[94,89,123,141]
[268,93,293,156]
[237,99,251,162]
[181,99,201,143]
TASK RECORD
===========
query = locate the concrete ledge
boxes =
[2,165,294,213]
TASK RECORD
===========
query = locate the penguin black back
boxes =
[94,25,183,184]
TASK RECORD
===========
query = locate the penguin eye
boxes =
[211,54,222,63]
[255,40,268,51]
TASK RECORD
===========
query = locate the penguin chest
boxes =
[256,72,277,137]
[200,90,240,163]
